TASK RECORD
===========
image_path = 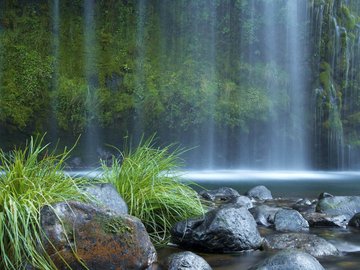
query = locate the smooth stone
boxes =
[274,209,309,232]
[83,183,128,215]
[249,249,325,270]
[245,185,273,200]
[249,205,282,227]
[229,195,253,209]
[167,251,212,270]
[171,204,262,252]
[263,233,339,257]
[40,201,156,269]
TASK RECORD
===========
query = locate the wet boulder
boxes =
[171,204,262,252]
[274,209,309,232]
[40,201,156,270]
[249,249,325,270]
[245,185,272,200]
[199,187,240,203]
[229,195,253,209]
[249,205,282,227]
[83,183,128,215]
[263,233,339,257]
[167,251,212,270]
[316,196,360,220]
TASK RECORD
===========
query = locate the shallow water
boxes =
[159,170,360,269]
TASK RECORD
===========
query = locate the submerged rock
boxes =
[245,185,272,200]
[199,187,240,203]
[249,249,325,270]
[316,196,360,220]
[167,251,212,270]
[249,205,282,227]
[263,233,339,257]
[171,204,262,252]
[274,209,309,232]
[83,183,128,215]
[40,201,156,270]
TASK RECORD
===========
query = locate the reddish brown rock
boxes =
[40,201,157,270]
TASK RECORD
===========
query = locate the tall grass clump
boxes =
[0,137,89,270]
[102,138,204,246]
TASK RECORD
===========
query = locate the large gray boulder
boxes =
[263,233,339,257]
[249,250,325,270]
[245,185,272,200]
[249,205,282,227]
[171,204,263,252]
[40,201,156,270]
[167,251,212,270]
[316,196,360,220]
[274,209,309,232]
[83,183,128,215]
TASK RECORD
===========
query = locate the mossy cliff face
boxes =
[309,0,360,168]
[0,0,359,168]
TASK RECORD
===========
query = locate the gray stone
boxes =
[263,233,339,257]
[167,251,212,270]
[316,196,360,220]
[83,183,128,215]
[249,250,325,270]
[274,209,309,232]
[40,201,156,270]
[249,205,282,227]
[199,187,240,203]
[229,195,253,209]
[171,204,262,252]
[245,185,272,200]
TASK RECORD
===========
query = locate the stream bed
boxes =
[157,170,360,269]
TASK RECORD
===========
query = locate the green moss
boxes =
[101,216,133,235]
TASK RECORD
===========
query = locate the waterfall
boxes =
[50,0,60,140]
[84,0,100,164]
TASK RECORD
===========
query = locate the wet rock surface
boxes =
[167,251,212,270]
[245,185,273,200]
[171,204,262,252]
[263,233,339,257]
[83,183,128,215]
[303,212,348,227]
[274,209,309,232]
[249,249,325,270]
[40,201,156,270]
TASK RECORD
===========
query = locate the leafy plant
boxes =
[101,137,204,246]
[0,137,89,270]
